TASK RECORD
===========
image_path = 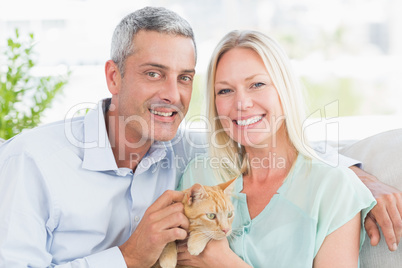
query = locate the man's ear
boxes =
[105,60,121,95]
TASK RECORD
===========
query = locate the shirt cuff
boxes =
[311,140,362,168]
[339,154,362,169]
[86,247,127,268]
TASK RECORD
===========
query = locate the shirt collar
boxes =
[134,141,168,176]
[82,99,118,172]
[82,99,169,175]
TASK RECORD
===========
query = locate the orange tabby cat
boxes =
[155,180,235,268]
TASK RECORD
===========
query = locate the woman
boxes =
[177,30,376,267]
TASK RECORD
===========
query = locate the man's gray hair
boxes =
[111,6,197,76]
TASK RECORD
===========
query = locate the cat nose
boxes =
[222,228,229,234]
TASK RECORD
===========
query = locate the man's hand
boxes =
[350,166,402,251]
[119,190,189,268]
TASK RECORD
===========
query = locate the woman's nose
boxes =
[236,92,253,110]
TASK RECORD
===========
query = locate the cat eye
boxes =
[206,213,216,220]
[228,211,233,218]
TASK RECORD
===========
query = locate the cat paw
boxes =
[159,241,177,268]
[159,257,177,268]
[187,245,203,256]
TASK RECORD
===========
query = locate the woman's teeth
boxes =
[150,109,174,117]
[236,116,263,126]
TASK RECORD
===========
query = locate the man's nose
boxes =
[159,77,180,104]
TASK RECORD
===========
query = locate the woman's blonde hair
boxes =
[207,30,316,181]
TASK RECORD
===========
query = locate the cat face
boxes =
[183,184,235,240]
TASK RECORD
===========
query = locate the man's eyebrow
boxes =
[139,63,195,74]
[183,68,196,74]
[140,63,167,69]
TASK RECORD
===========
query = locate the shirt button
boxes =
[134,216,140,222]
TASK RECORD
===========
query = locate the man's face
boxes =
[112,30,196,146]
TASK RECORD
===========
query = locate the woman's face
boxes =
[214,47,285,149]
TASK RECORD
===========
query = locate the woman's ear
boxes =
[105,60,121,95]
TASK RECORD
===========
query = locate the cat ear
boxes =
[223,181,235,197]
[217,178,236,196]
[187,183,208,205]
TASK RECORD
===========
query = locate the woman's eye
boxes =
[206,213,216,220]
[228,211,233,218]
[217,89,231,95]
[252,82,265,88]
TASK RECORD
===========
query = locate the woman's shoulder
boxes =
[288,154,373,206]
[186,153,212,167]
[293,156,376,255]
[184,153,217,176]
[298,154,359,186]
[179,153,226,190]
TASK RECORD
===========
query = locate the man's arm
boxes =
[350,166,402,251]
[0,152,189,268]
[0,153,133,267]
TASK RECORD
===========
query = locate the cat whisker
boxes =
[230,227,243,236]
[227,232,238,241]
[201,230,226,239]
[192,231,215,240]
[226,228,243,243]
[190,230,219,236]
[187,236,212,250]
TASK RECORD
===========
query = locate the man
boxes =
[0,6,400,268]
[0,7,199,267]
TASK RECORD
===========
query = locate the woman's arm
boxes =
[314,212,361,268]
[177,238,251,268]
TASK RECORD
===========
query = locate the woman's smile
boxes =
[234,114,265,127]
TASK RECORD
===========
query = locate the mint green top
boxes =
[178,154,376,268]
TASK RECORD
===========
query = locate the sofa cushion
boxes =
[340,128,402,267]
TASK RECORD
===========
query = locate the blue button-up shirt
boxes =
[0,99,204,267]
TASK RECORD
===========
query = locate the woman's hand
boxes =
[177,238,251,268]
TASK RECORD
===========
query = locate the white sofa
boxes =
[340,128,402,267]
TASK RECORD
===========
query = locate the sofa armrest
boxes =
[340,128,402,267]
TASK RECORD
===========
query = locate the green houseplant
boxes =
[0,29,69,140]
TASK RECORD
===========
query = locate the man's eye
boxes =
[217,89,231,95]
[147,72,160,78]
[180,76,192,82]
